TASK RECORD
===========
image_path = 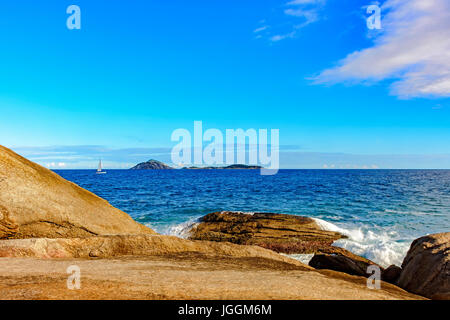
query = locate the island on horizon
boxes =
[130,159,262,170]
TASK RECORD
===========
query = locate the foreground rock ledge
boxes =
[189,211,346,254]
[0,145,154,239]
[0,235,423,300]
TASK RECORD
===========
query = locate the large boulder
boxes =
[397,233,450,300]
[0,145,154,239]
[309,249,383,277]
[188,211,345,254]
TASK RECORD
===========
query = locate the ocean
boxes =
[55,169,450,267]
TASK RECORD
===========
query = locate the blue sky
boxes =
[1,0,449,169]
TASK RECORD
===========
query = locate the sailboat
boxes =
[96,159,107,174]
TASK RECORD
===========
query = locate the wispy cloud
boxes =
[254,25,269,33]
[267,0,326,42]
[313,0,450,98]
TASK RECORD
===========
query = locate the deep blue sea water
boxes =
[54,169,450,267]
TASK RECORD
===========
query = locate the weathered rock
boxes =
[382,265,402,285]
[0,145,155,239]
[188,211,346,254]
[0,235,424,300]
[0,254,425,300]
[309,249,383,277]
[397,232,450,300]
[130,159,173,170]
[0,234,313,268]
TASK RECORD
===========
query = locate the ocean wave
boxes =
[163,218,200,238]
[312,218,411,267]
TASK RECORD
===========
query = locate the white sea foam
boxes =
[312,218,411,268]
[164,219,200,238]
[283,253,315,265]
[219,211,256,216]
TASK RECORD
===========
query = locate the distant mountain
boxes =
[130,159,173,170]
[182,164,262,170]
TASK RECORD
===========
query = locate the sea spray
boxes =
[312,218,411,267]
[164,218,201,238]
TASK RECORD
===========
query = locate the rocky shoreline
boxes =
[186,210,449,299]
[0,145,448,300]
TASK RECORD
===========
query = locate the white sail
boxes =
[96,159,106,174]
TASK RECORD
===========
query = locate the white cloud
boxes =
[254,25,269,33]
[314,0,450,98]
[270,31,296,42]
[268,0,326,42]
[284,8,319,24]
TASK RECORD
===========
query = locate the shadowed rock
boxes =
[309,249,383,277]
[382,265,402,285]
[0,145,155,239]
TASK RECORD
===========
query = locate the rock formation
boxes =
[0,145,154,239]
[188,211,345,253]
[130,159,173,170]
[0,234,313,264]
[308,249,383,277]
[397,232,449,300]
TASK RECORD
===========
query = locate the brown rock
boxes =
[382,265,402,284]
[309,249,383,277]
[0,234,313,269]
[397,232,450,300]
[188,211,345,254]
[0,145,154,239]
[0,236,424,300]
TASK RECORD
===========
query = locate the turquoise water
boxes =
[55,169,450,267]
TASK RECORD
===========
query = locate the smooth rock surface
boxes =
[398,232,450,300]
[0,252,424,300]
[0,234,313,266]
[0,145,154,239]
